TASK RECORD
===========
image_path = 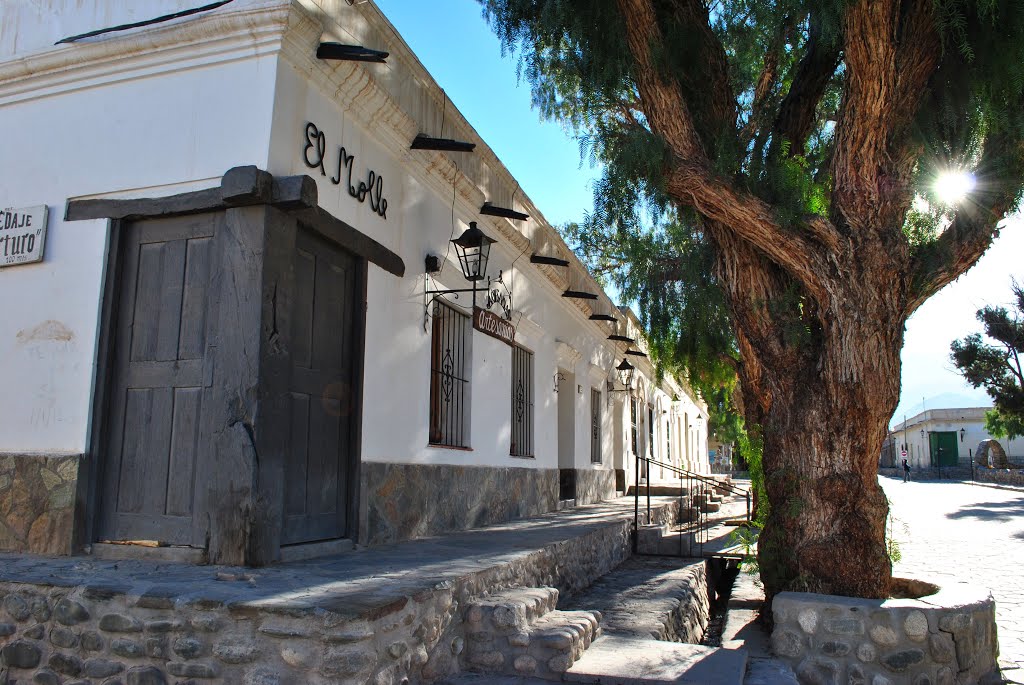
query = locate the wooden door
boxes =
[99,214,218,545]
[282,229,359,544]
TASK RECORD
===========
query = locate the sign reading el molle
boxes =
[474,307,515,346]
[303,122,388,219]
[0,205,47,268]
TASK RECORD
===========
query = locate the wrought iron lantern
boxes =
[960,427,966,442]
[615,358,635,389]
[452,222,496,282]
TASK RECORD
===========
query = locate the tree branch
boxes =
[830,0,939,237]
[767,15,842,160]
[616,0,845,303]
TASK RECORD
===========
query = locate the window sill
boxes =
[428,443,473,452]
[510,454,536,460]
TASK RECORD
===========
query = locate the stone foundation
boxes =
[574,468,617,506]
[772,581,999,685]
[0,498,682,684]
[0,453,81,555]
[361,462,559,546]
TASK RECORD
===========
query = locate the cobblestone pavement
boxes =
[880,476,1024,681]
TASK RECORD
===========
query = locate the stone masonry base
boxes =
[772,581,999,685]
[0,453,80,556]
[361,462,558,546]
[0,498,684,684]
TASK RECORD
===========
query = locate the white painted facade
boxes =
[888,407,1023,468]
[0,0,709,553]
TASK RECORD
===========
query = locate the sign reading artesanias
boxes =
[474,307,515,347]
[0,205,47,268]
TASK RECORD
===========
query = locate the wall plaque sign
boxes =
[0,205,47,268]
[474,307,515,346]
[303,121,388,219]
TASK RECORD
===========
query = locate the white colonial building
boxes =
[0,0,709,565]
[886,407,1024,469]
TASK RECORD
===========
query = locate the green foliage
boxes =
[885,506,906,566]
[985,407,1024,441]
[950,281,1024,438]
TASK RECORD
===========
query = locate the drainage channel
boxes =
[702,556,742,647]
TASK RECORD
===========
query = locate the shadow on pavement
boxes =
[946,498,1024,523]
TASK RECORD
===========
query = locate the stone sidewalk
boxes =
[0,496,683,684]
[880,476,1024,682]
[0,496,688,618]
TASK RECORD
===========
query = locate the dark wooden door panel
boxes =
[99,215,217,546]
[282,229,357,545]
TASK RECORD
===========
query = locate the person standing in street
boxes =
[902,458,911,482]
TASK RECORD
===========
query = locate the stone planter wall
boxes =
[772,582,999,685]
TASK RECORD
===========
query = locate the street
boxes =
[880,476,1024,680]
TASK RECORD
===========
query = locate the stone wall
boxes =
[0,454,81,555]
[975,468,1024,487]
[573,469,617,506]
[0,578,460,685]
[772,583,999,685]
[360,462,559,546]
[0,499,679,684]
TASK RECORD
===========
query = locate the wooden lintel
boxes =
[64,166,404,278]
[589,314,619,322]
[625,349,648,357]
[608,335,636,343]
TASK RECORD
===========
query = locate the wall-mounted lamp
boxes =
[960,427,966,443]
[425,222,499,317]
[452,222,495,282]
[606,358,635,405]
[920,429,925,439]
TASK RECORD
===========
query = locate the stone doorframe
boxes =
[66,166,405,565]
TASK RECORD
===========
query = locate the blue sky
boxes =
[375,0,1023,427]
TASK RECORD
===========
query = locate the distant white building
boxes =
[884,407,1023,469]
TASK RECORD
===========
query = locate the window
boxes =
[590,388,602,463]
[630,399,639,456]
[510,345,534,456]
[648,407,655,459]
[429,299,470,447]
[666,418,671,464]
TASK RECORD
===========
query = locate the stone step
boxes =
[636,524,669,554]
[464,586,560,633]
[563,635,748,684]
[626,484,692,496]
[463,589,602,680]
[700,499,721,513]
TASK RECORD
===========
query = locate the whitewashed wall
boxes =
[0,0,710,476]
[0,2,282,453]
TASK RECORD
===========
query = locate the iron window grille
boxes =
[591,388,602,463]
[429,298,470,448]
[510,345,534,457]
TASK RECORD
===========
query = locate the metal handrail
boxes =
[631,454,752,559]
[642,456,750,500]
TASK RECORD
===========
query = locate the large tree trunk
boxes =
[713,227,905,600]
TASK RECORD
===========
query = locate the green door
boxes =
[929,431,959,467]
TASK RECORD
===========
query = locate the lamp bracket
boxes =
[553,371,566,393]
